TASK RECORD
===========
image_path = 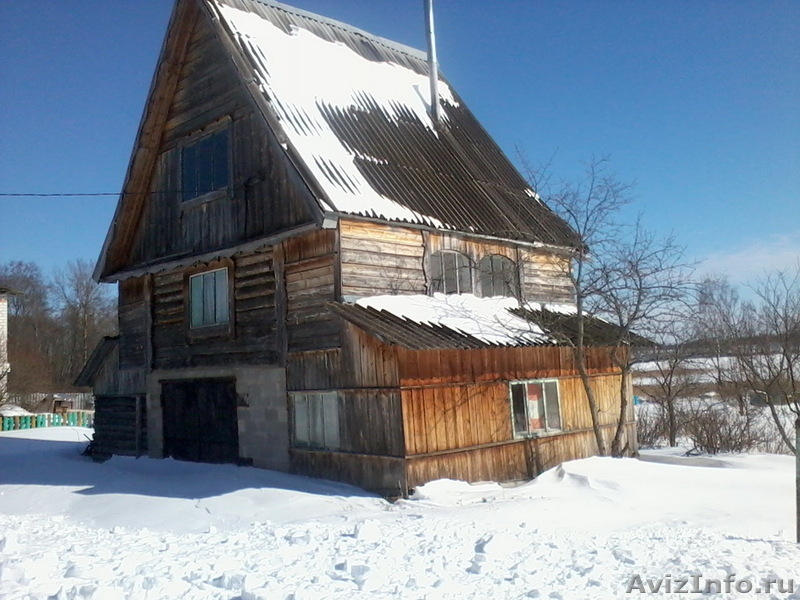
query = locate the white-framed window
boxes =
[478,254,518,298]
[189,268,230,328]
[181,128,230,202]
[509,379,562,437]
[292,391,340,449]
[430,250,472,295]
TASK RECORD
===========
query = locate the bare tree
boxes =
[0,261,58,393]
[50,259,116,385]
[593,222,694,456]
[695,270,799,452]
[519,155,632,456]
[519,155,693,457]
[636,317,705,447]
[695,266,800,542]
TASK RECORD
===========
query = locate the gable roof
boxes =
[209,0,579,245]
[96,0,580,280]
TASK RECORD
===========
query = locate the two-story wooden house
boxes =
[80,0,636,494]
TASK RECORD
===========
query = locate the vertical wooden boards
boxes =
[395,342,631,489]
[161,379,239,463]
[121,11,317,274]
[289,449,406,496]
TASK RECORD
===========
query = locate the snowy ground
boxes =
[1,428,798,599]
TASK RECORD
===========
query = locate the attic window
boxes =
[430,251,472,295]
[479,255,519,298]
[181,129,230,202]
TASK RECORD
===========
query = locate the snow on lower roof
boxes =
[355,294,576,347]
[215,2,453,227]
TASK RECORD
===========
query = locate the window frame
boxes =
[184,260,234,339]
[429,250,473,295]
[291,391,341,450]
[180,126,231,206]
[478,254,519,298]
[508,378,562,438]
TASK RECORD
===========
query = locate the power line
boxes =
[0,190,246,198]
[0,193,121,197]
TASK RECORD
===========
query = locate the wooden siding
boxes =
[125,13,316,272]
[92,395,147,458]
[519,250,573,303]
[405,424,635,490]
[151,250,279,369]
[118,278,147,369]
[339,220,426,297]
[283,229,339,352]
[338,219,574,303]
[290,449,406,496]
[396,345,614,388]
[401,373,621,457]
[338,390,404,456]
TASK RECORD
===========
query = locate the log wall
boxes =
[92,395,147,458]
[338,219,573,303]
[151,249,279,369]
[282,229,339,352]
[339,220,426,297]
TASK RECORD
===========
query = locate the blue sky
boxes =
[1,0,798,286]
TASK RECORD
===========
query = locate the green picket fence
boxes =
[1,411,94,432]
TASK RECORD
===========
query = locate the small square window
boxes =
[509,379,561,437]
[189,268,230,328]
[181,129,230,202]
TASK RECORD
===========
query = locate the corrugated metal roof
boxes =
[330,300,646,351]
[329,303,545,350]
[209,0,582,248]
[509,308,652,347]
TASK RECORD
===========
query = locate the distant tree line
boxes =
[0,259,116,395]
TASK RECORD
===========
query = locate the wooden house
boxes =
[82,0,636,494]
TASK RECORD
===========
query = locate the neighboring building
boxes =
[0,287,11,403]
[80,0,635,494]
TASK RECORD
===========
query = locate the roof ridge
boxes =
[243,0,429,62]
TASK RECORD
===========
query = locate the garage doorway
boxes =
[161,379,239,464]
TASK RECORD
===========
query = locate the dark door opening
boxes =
[161,379,239,464]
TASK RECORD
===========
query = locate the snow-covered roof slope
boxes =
[328,294,581,349]
[208,0,580,247]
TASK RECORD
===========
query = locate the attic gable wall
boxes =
[111,3,317,277]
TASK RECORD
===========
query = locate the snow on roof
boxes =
[208,0,582,247]
[0,404,33,417]
[215,3,451,227]
[354,294,577,347]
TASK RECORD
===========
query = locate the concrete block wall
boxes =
[146,365,290,472]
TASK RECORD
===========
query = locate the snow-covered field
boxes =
[1,428,798,599]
